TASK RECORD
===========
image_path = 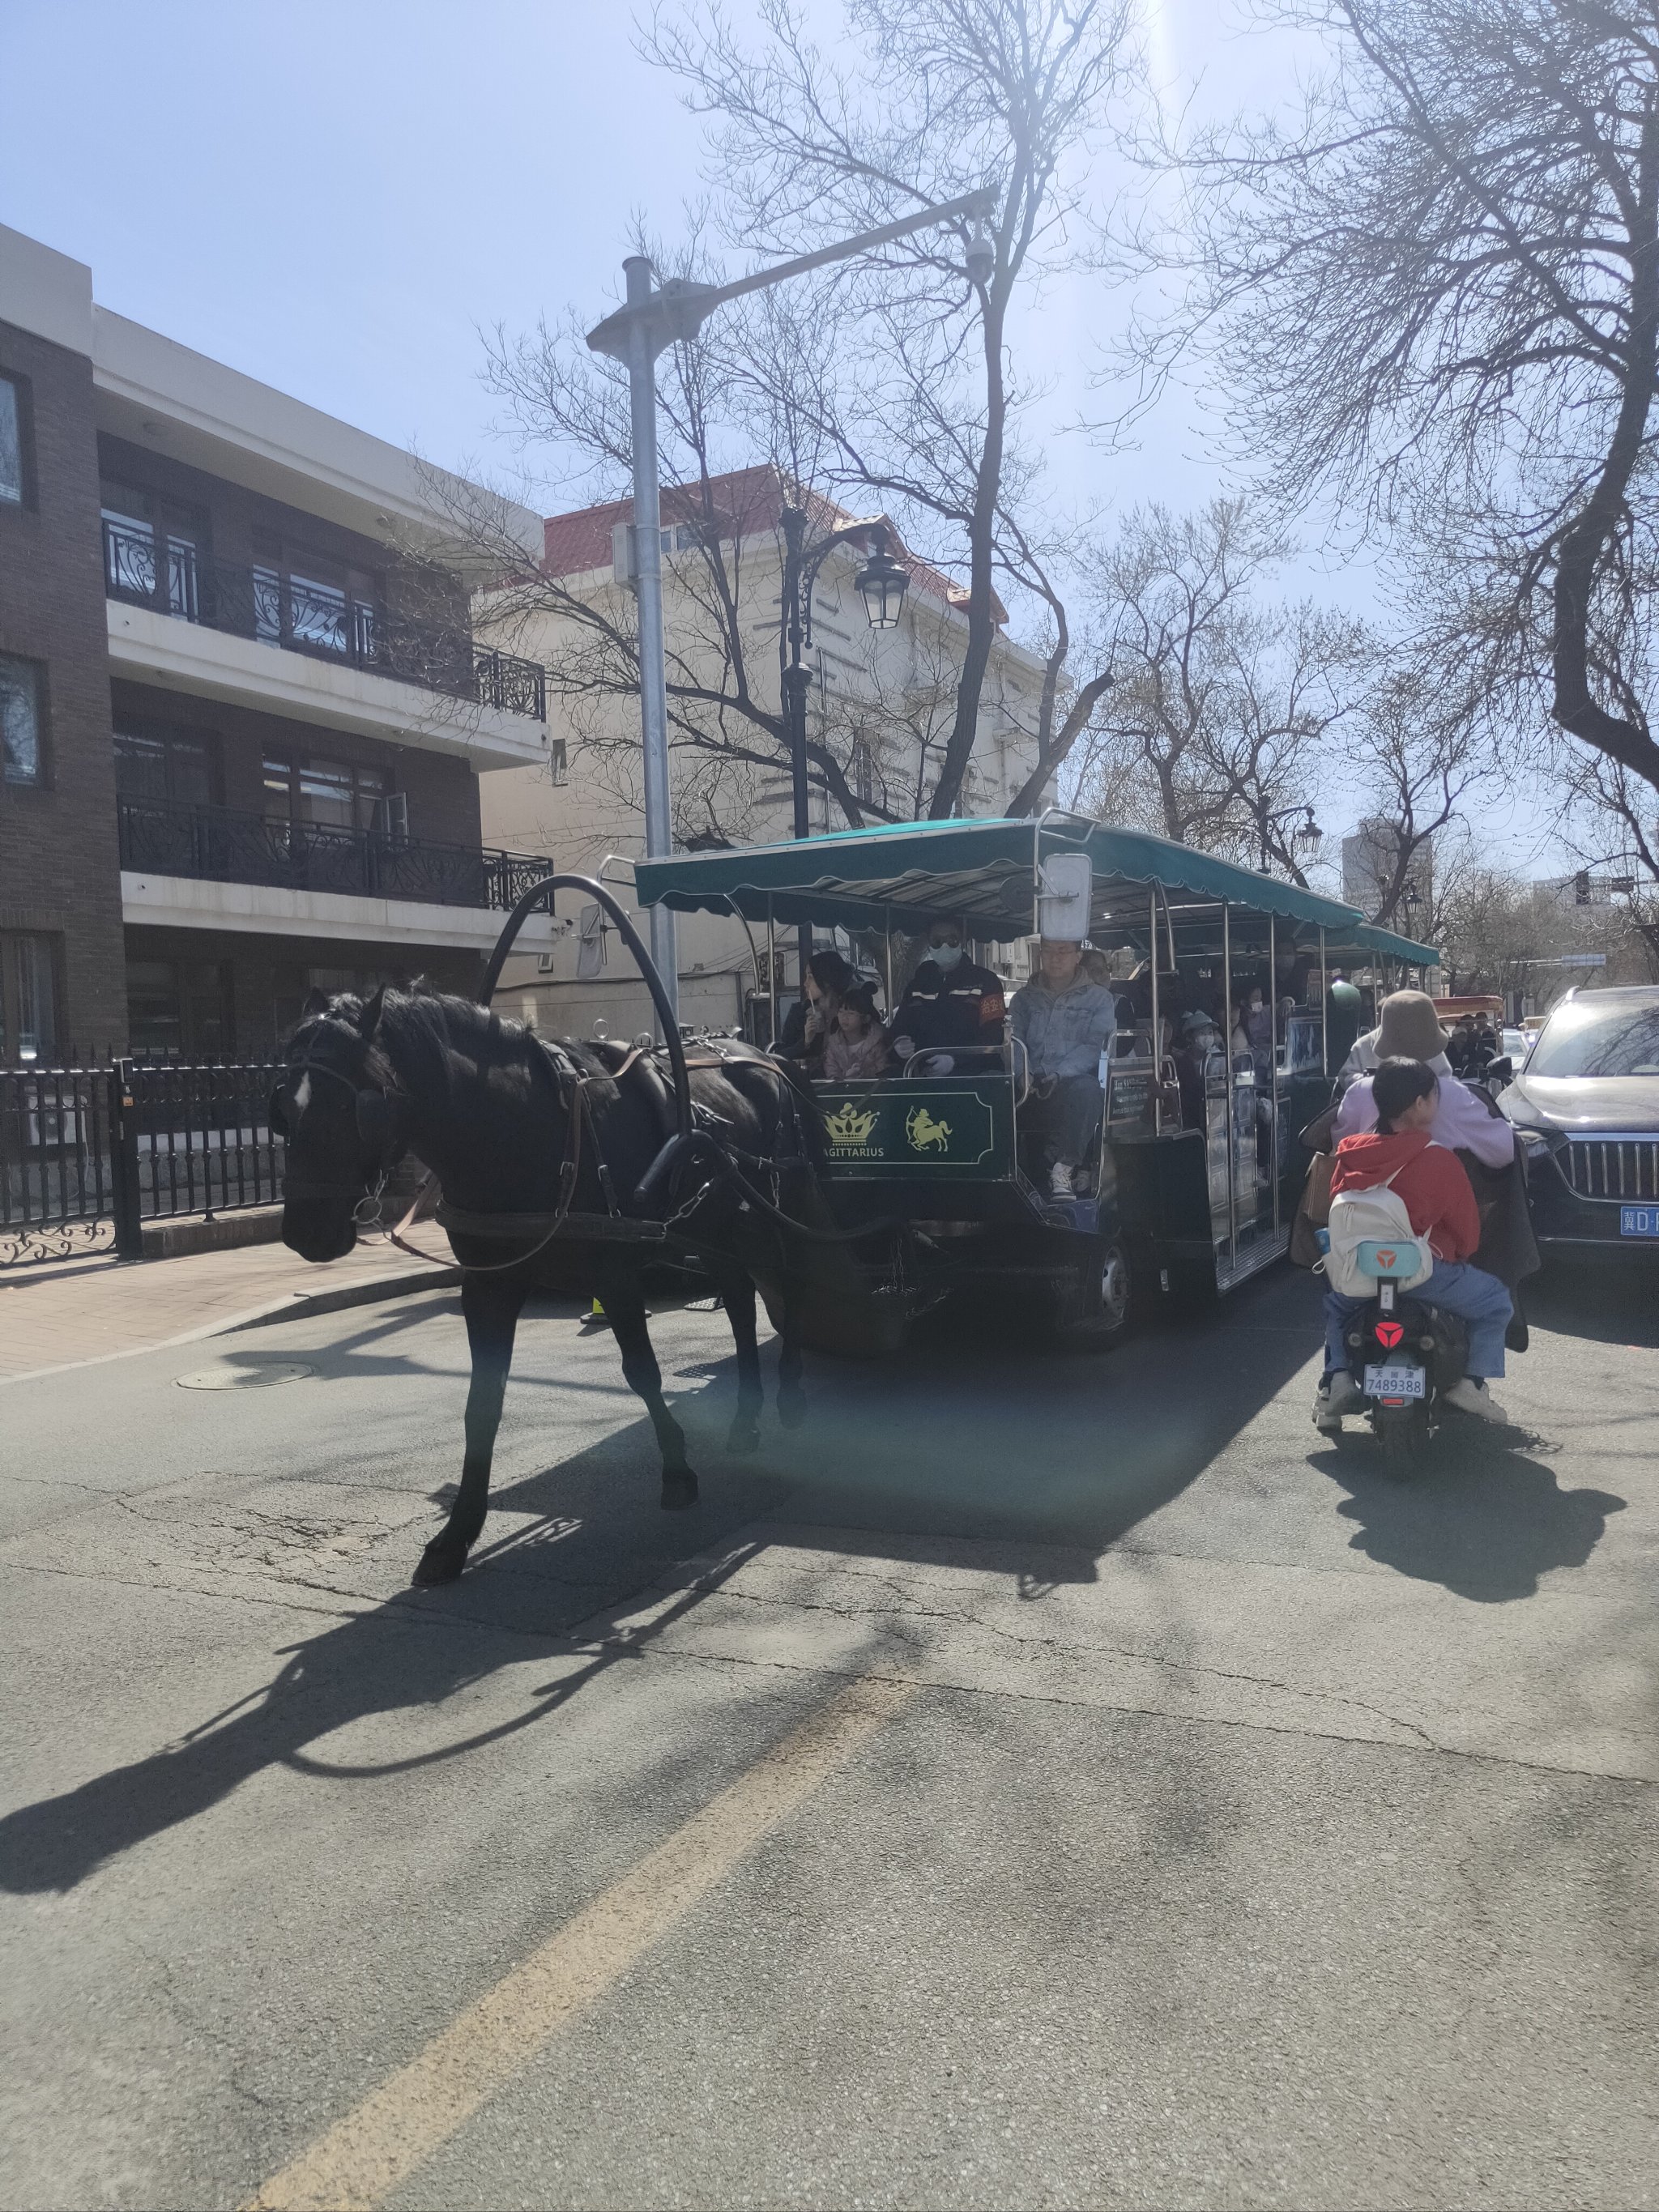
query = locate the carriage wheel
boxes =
[1058,1236,1136,1349]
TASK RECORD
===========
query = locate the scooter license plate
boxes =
[1363,1364,1427,1400]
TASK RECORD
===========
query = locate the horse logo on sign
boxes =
[905,1106,953,1153]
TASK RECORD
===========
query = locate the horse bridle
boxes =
[270,1055,408,1204]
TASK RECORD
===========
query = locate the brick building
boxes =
[0,224,557,1063]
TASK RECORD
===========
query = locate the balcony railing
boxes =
[118,797,556,913]
[103,518,547,722]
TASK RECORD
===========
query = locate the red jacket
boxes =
[1329,1130,1481,1264]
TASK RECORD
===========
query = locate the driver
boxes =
[890,918,1006,1071]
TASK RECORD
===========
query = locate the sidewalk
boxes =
[0,1230,458,1384]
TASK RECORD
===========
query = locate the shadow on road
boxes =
[0,1267,1339,1895]
[1312,1438,1624,1602]
[1523,1256,1659,1349]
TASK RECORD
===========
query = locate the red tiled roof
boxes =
[540,463,1004,622]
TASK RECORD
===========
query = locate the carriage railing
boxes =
[0,1058,285,1267]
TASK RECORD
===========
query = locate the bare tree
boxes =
[645,0,1137,818]
[1064,499,1359,876]
[1153,0,1659,901]
[1344,657,1482,927]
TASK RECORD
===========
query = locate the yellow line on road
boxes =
[245,1675,915,2212]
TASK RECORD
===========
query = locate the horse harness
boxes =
[275,1034,774,1274]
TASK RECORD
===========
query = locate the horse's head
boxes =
[274,987,407,1262]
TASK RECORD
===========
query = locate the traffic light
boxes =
[1574,871,1590,906]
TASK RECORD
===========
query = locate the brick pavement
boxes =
[0,1229,456,1383]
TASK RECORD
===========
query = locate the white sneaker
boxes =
[1049,1161,1075,1196]
[1313,1372,1362,1431]
[1443,1377,1508,1423]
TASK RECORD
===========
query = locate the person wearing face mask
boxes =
[890,918,1006,1069]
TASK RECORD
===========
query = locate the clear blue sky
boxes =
[4,0,1555,871]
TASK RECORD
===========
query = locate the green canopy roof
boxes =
[634,813,1439,962]
[1354,920,1442,965]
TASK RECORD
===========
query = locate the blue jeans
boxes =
[1323,1259,1512,1380]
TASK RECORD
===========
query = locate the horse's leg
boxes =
[600,1266,699,1507]
[413,1271,526,1586]
[714,1264,762,1453]
[776,1269,807,1430]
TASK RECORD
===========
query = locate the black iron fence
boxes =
[1,1059,284,1268]
[103,517,548,722]
[118,798,556,912]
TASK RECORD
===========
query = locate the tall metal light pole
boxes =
[586,188,994,1030]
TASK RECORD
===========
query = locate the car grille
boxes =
[1560,1137,1659,1200]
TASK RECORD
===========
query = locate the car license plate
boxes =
[1363,1364,1427,1400]
[1621,1205,1659,1238]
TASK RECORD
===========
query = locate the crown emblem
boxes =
[824,1101,879,1146]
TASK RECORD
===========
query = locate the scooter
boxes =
[1323,1233,1470,1469]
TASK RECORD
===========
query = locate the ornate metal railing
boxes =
[0,1059,284,1267]
[117,798,555,912]
[103,517,548,722]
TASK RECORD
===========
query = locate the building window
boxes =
[252,533,382,663]
[126,957,233,1062]
[262,752,391,833]
[0,933,58,1063]
[0,373,27,506]
[0,654,43,785]
[114,726,217,808]
[100,480,206,619]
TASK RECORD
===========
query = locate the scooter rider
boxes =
[1315,1058,1515,1432]
[1333,990,1516,1169]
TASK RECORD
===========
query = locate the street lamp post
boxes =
[1260,803,1321,878]
[778,506,909,987]
[586,188,993,1030]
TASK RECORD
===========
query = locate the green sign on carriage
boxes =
[813,1080,1009,1178]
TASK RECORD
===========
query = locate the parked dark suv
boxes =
[1502,986,1659,1254]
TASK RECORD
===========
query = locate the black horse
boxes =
[274,984,835,1586]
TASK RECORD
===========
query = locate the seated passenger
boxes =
[890,919,1005,1070]
[1009,937,1118,1196]
[776,948,854,1072]
[822,982,892,1082]
[1174,1010,1220,1131]
[1334,990,1515,1170]
[1316,1058,1515,1430]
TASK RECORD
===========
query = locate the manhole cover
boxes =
[175,1362,315,1391]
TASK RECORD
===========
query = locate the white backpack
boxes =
[1319,1167,1435,1297]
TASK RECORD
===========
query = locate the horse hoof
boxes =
[412,1536,468,1586]
[777,1386,807,1430]
[661,1471,700,1510]
[725,1417,761,1455]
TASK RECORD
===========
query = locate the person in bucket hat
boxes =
[1334,991,1515,1169]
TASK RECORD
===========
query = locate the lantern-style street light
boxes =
[586,189,993,1026]
[854,526,908,629]
[1260,803,1321,879]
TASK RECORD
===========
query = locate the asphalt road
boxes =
[2,1257,1656,2211]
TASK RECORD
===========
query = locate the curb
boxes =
[215,1262,463,1334]
[0,1261,461,1389]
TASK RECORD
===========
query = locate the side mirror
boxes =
[1486,1057,1514,1085]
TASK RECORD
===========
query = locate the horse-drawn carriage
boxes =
[272,811,1438,1583]
[634,812,1441,1353]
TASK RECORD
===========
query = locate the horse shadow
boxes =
[1311,1435,1625,1602]
[0,1451,781,1898]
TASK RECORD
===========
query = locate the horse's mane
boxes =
[356,985,620,1107]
